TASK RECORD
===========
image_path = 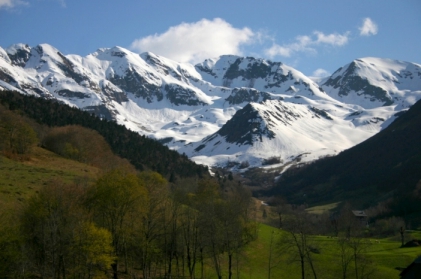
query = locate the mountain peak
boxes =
[322,57,421,109]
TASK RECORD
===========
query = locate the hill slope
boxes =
[0,91,208,179]
[267,98,421,210]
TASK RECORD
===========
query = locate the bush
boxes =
[372,216,405,237]
[0,109,38,155]
[43,125,133,170]
[239,161,250,169]
[262,156,282,165]
[225,161,239,168]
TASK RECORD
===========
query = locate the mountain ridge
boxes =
[1,43,420,170]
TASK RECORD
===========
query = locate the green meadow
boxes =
[219,224,421,279]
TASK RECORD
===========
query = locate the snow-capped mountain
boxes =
[321,57,421,110]
[1,43,420,170]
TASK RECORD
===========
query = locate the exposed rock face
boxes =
[216,103,275,145]
[164,84,206,106]
[108,68,163,103]
[323,61,392,106]
[100,80,128,103]
[225,88,272,105]
[57,89,91,99]
[7,44,32,67]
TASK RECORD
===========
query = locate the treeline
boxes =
[0,167,255,279]
[0,90,208,179]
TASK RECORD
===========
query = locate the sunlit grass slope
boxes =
[0,146,100,206]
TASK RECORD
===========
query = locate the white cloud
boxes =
[264,31,350,58]
[0,0,26,9]
[0,0,13,8]
[314,31,349,46]
[130,18,255,64]
[359,18,378,36]
[312,68,330,78]
[0,0,63,10]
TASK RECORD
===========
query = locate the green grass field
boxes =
[305,202,341,215]
[195,224,421,279]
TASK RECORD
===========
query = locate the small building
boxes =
[352,210,368,227]
[400,256,421,279]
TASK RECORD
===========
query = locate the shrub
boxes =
[262,156,282,165]
[0,109,38,155]
[43,125,133,170]
[239,161,250,169]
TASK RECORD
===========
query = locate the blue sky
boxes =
[1,0,420,77]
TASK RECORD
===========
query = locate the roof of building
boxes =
[400,256,421,277]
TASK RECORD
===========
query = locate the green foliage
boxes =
[0,203,25,277]
[43,125,132,170]
[20,180,114,278]
[0,108,38,155]
[0,160,419,278]
[71,222,115,278]
[87,168,148,278]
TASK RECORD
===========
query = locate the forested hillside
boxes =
[0,95,256,278]
[0,90,208,180]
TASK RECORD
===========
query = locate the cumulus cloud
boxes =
[130,18,254,63]
[265,31,350,58]
[0,0,27,9]
[359,18,378,36]
[130,18,255,64]
[314,31,349,46]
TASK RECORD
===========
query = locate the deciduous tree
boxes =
[21,179,114,278]
[87,169,147,279]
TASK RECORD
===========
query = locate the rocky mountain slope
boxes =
[266,97,421,211]
[1,43,420,170]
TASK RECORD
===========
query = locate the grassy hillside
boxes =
[0,146,100,206]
